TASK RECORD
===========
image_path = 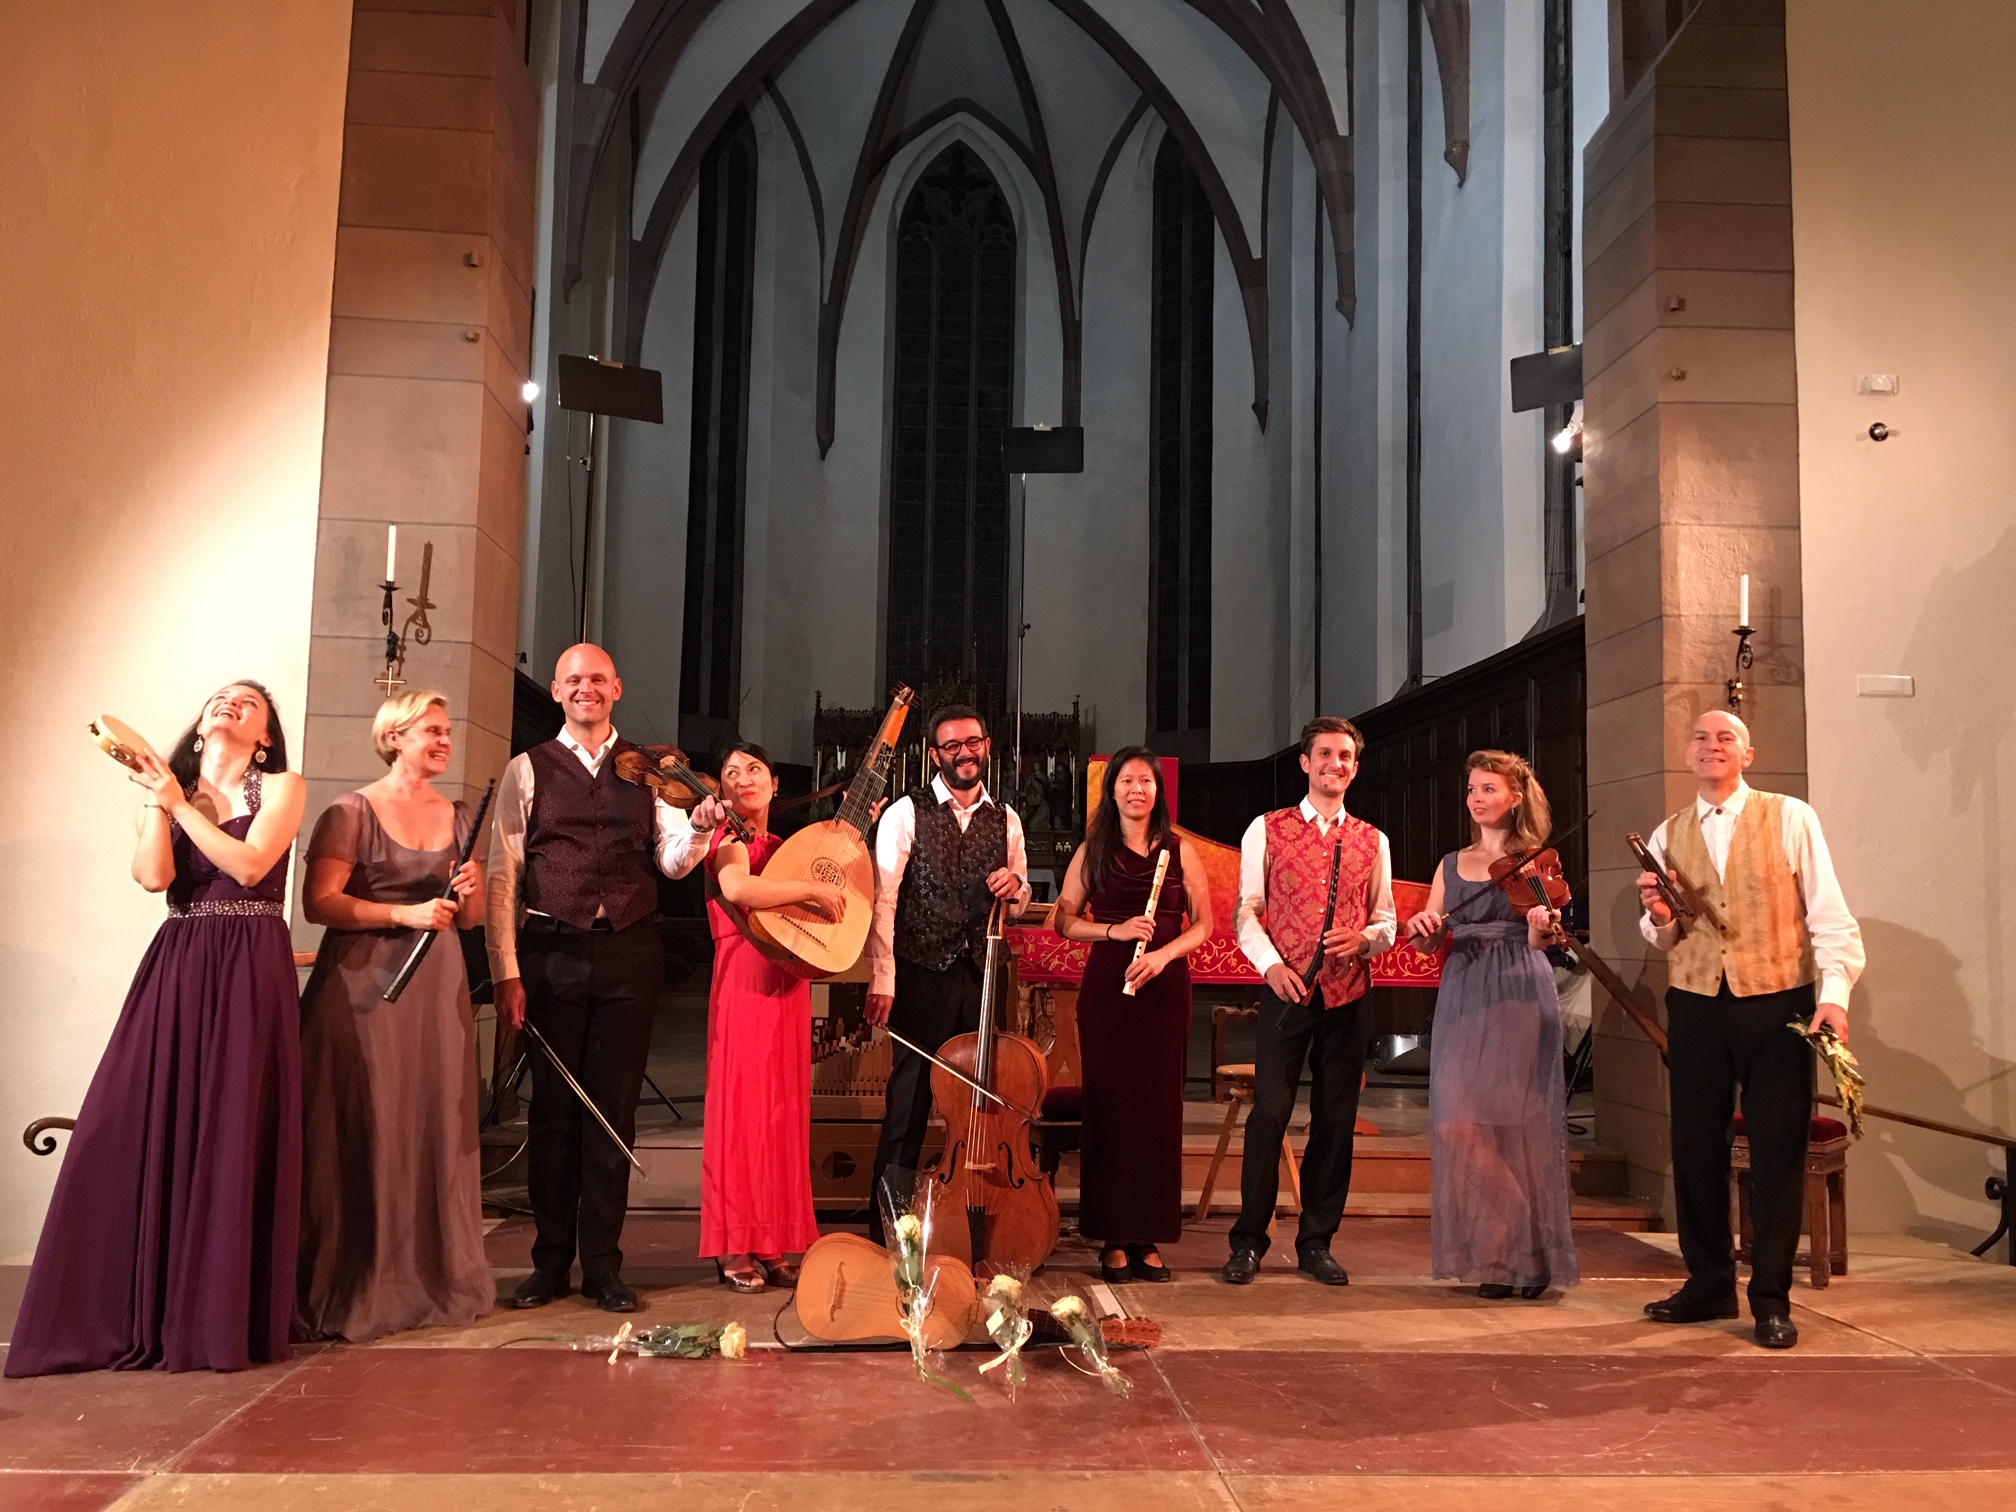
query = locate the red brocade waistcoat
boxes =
[1262,807,1380,1007]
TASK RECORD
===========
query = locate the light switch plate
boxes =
[1856,674,1914,697]
[1857,373,1899,394]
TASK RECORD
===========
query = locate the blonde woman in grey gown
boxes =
[1405,750,1579,1299]
[297,692,494,1340]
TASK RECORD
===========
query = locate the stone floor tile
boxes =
[107,1470,1239,1511]
[176,1348,1205,1475]
[0,1361,308,1473]
[0,1472,143,1511]
[1157,1351,2016,1474]
[1230,1471,2016,1510]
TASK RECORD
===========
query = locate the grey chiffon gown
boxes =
[296,793,494,1341]
[1427,852,1580,1291]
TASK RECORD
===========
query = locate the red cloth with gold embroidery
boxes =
[1261,808,1379,1006]
[1010,825,1445,989]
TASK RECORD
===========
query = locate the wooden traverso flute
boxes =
[383,779,495,1003]
[1120,846,1172,998]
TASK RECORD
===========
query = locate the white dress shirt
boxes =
[1234,798,1397,977]
[865,773,1030,997]
[1637,780,1865,1009]
[484,726,709,982]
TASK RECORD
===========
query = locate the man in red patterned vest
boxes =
[1223,716,1396,1286]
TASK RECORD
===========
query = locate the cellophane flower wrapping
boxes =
[977,1267,1033,1398]
[1790,1019,1866,1139]
[878,1176,972,1401]
[1047,1292,1130,1397]
[540,1320,748,1361]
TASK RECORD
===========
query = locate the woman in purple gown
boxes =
[1052,748,1212,1284]
[1405,750,1579,1300]
[7,682,305,1376]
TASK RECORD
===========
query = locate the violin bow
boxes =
[880,1026,1039,1122]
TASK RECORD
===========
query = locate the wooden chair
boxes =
[1194,1064,1302,1226]
[1731,1113,1849,1289]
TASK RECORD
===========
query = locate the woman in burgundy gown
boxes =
[8,682,305,1376]
[1052,747,1213,1283]
[699,743,846,1293]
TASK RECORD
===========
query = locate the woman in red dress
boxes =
[1052,747,1213,1284]
[701,743,846,1293]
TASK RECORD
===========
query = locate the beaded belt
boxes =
[167,899,285,920]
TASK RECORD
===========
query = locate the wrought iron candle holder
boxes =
[372,543,437,699]
[1726,623,1755,712]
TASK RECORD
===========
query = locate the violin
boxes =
[1415,844,1573,951]
[921,898,1059,1276]
[614,745,756,845]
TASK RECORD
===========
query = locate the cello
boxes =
[921,897,1060,1275]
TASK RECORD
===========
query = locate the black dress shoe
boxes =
[1127,1245,1172,1283]
[1477,1283,1514,1300]
[1221,1247,1261,1286]
[1100,1248,1133,1285]
[1518,1284,1550,1300]
[1297,1248,1349,1286]
[1754,1313,1798,1349]
[510,1270,571,1309]
[1642,1287,1739,1324]
[581,1273,640,1313]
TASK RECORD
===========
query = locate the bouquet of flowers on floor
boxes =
[1790,1018,1866,1139]
[572,1320,749,1362]
[880,1178,973,1402]
[976,1267,1034,1399]
[1045,1292,1130,1398]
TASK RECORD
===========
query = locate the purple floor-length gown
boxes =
[1076,844,1192,1245]
[7,771,301,1375]
[1427,853,1580,1290]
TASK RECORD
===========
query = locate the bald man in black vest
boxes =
[487,644,727,1312]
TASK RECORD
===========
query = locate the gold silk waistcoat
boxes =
[1664,790,1816,998]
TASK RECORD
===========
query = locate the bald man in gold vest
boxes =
[1635,711,1865,1349]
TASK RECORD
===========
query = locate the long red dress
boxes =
[700,828,819,1259]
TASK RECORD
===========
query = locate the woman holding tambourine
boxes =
[9,684,305,1377]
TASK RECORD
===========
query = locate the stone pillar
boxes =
[303,0,537,836]
[1581,0,1804,1206]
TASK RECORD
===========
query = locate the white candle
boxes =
[385,524,397,584]
[1739,573,1750,628]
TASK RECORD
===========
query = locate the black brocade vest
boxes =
[523,737,659,931]
[893,788,1008,972]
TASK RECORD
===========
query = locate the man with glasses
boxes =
[863,705,1029,1239]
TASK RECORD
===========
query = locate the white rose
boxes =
[895,1214,923,1243]
[1050,1294,1086,1322]
[987,1274,1024,1305]
[718,1321,748,1360]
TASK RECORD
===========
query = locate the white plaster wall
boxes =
[1211,225,1285,760]
[0,0,352,1262]
[600,192,699,744]
[1019,114,1159,752]
[1787,0,2016,1242]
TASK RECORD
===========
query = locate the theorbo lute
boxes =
[738,685,915,979]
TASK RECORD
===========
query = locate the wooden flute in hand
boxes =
[1121,846,1172,998]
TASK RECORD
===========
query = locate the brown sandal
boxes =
[759,1256,801,1289]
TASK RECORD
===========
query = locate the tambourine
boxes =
[89,714,158,773]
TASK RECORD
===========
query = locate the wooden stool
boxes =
[1207,1001,1379,1134]
[1731,1113,1849,1289]
[1194,1064,1302,1227]
[1210,1003,1261,1101]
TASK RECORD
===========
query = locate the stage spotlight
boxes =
[1552,400,1584,455]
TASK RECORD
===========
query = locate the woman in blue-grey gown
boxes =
[1405,750,1579,1299]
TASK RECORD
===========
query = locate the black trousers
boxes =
[1668,978,1816,1316]
[868,955,982,1241]
[1231,989,1371,1256]
[519,916,662,1280]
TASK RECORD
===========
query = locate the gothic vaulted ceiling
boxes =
[569,0,1370,447]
